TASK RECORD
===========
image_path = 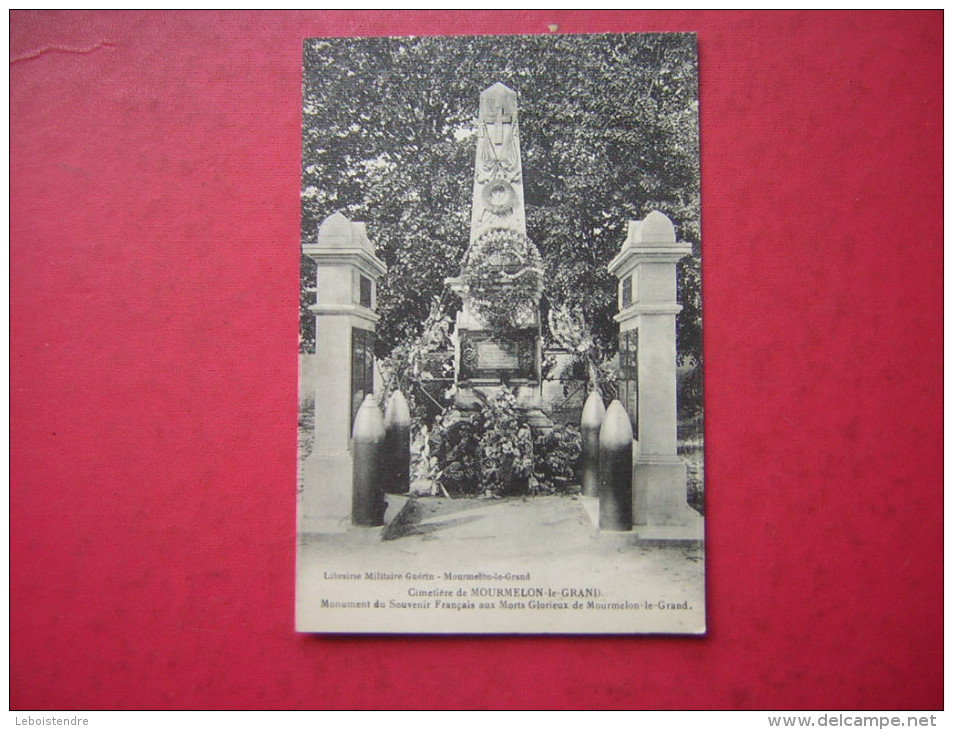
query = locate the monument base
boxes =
[453,381,552,432]
[453,380,538,406]
[300,450,352,533]
[580,496,704,545]
[633,455,691,527]
[630,513,704,545]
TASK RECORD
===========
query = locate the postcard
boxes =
[296,32,704,634]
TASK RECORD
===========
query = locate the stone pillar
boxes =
[300,212,387,533]
[607,211,692,529]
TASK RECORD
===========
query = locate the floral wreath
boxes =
[481,179,516,216]
[462,228,543,330]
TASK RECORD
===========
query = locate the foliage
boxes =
[476,388,535,496]
[428,410,485,496]
[299,255,316,352]
[300,34,701,365]
[463,228,543,331]
[678,362,704,423]
[533,424,582,494]
[377,294,454,426]
[594,363,619,403]
[548,304,603,393]
[679,435,704,516]
[427,388,536,497]
[547,303,620,403]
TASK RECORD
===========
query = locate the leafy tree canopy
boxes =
[300,33,701,365]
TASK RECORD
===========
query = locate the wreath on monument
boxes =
[462,228,543,331]
[481,179,516,216]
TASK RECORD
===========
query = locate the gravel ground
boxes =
[296,495,705,634]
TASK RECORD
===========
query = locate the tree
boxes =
[300,34,701,367]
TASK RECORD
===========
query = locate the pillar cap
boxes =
[316,212,372,250]
[608,210,692,276]
[304,212,387,277]
[633,210,676,244]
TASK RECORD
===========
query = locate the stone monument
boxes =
[300,212,387,532]
[447,83,545,423]
[608,211,701,540]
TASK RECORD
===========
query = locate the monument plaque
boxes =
[477,341,518,369]
[459,329,537,382]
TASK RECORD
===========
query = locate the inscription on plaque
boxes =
[477,341,519,369]
[459,330,537,381]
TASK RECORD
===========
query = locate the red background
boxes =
[10,11,943,710]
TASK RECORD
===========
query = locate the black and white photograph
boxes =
[296,32,705,634]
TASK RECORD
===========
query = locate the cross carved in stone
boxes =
[484,102,513,145]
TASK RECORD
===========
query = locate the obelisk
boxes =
[469,82,526,242]
[447,83,545,424]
